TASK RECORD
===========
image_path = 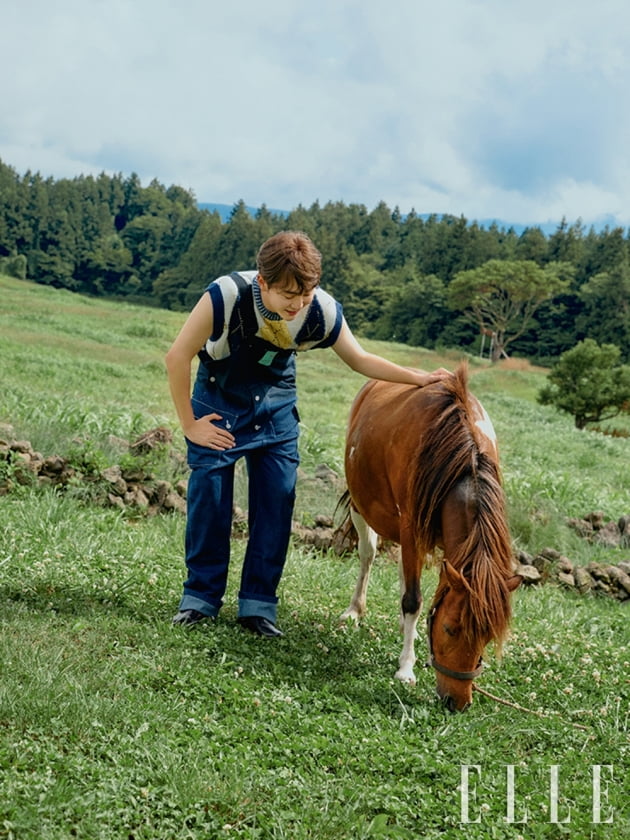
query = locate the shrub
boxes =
[537,338,630,428]
[0,254,27,279]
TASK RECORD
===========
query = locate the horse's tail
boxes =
[334,489,351,525]
[332,489,358,552]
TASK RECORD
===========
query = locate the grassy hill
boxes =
[0,275,628,839]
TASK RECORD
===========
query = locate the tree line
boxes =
[1,158,629,364]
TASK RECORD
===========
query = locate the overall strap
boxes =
[197,272,257,369]
[228,271,258,341]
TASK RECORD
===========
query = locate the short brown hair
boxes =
[256,231,321,291]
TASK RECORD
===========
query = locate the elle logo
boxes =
[460,764,615,824]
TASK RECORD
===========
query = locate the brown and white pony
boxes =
[339,363,521,711]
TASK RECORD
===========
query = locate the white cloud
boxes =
[2,0,630,226]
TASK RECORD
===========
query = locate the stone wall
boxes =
[514,546,630,602]
[0,430,186,516]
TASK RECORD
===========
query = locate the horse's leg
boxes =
[339,507,378,623]
[395,547,406,633]
[394,521,422,684]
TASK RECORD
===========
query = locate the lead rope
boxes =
[472,683,590,732]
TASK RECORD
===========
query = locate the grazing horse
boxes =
[339,363,521,712]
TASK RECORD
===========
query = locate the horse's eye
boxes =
[443,624,457,637]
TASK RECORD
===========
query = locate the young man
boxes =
[166,231,450,637]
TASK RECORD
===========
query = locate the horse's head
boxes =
[428,561,522,712]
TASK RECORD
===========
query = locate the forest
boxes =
[1,157,629,363]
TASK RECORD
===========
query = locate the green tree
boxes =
[332,252,391,332]
[10,169,37,255]
[211,200,260,275]
[0,254,27,279]
[120,214,170,294]
[79,234,134,295]
[447,259,573,361]
[253,204,278,245]
[152,210,223,309]
[319,201,368,255]
[367,267,448,347]
[515,226,549,264]
[285,203,319,241]
[581,225,626,278]
[510,294,582,362]
[0,160,21,255]
[115,172,144,230]
[356,200,399,259]
[537,338,630,429]
[547,217,586,265]
[577,261,630,361]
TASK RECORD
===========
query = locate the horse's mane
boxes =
[410,362,514,648]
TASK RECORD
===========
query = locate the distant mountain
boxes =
[198,202,620,236]
[199,202,289,222]
[472,215,623,235]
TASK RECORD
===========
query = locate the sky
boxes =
[2,0,630,229]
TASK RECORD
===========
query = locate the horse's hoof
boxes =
[339,609,360,624]
[395,669,417,686]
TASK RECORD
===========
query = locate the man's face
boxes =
[258,276,318,321]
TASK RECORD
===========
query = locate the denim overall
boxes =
[179,275,302,624]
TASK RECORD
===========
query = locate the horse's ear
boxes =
[442,560,466,590]
[506,574,523,592]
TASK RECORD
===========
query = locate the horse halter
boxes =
[426,591,485,681]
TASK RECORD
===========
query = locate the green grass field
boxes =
[0,275,628,839]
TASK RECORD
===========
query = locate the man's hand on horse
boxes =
[419,367,452,386]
